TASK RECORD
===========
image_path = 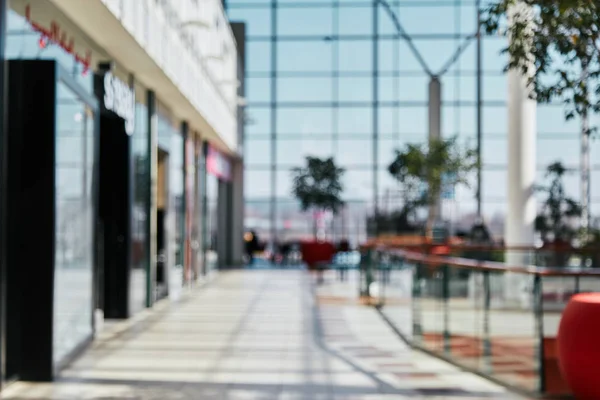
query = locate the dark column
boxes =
[230,22,246,267]
[98,112,132,319]
[217,179,228,267]
[146,90,157,307]
[181,121,188,279]
[0,0,9,385]
[201,141,208,276]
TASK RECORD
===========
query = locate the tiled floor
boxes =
[3,270,526,399]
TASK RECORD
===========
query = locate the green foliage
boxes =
[535,161,582,243]
[291,156,345,215]
[482,0,600,135]
[388,136,479,215]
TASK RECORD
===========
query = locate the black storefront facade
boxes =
[1,59,143,382]
[0,0,243,387]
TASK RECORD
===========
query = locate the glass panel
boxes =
[54,81,94,365]
[338,40,372,72]
[276,168,294,198]
[276,108,332,136]
[338,6,372,35]
[344,169,373,202]
[443,105,477,137]
[483,37,508,73]
[277,41,332,72]
[379,254,414,340]
[245,169,272,198]
[170,129,184,270]
[246,77,271,103]
[390,6,476,35]
[483,106,506,135]
[247,41,271,72]
[227,7,271,37]
[488,271,537,392]
[538,106,580,134]
[131,100,149,314]
[337,139,372,168]
[340,77,372,103]
[416,263,444,353]
[277,7,333,36]
[245,138,272,166]
[277,77,333,103]
[245,107,271,137]
[277,138,333,166]
[448,268,484,371]
[245,199,271,239]
[206,174,219,273]
[398,106,427,137]
[338,108,373,136]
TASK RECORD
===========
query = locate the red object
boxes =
[301,241,335,269]
[430,245,450,256]
[557,293,600,399]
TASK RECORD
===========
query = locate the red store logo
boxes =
[25,4,92,75]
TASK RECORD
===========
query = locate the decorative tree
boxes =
[388,136,479,234]
[387,145,428,230]
[535,161,582,244]
[291,156,345,239]
[481,0,598,230]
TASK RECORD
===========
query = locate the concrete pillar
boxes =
[504,2,537,307]
[217,179,228,268]
[428,77,441,142]
[230,159,245,266]
[428,77,442,227]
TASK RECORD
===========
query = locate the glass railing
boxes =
[364,246,600,397]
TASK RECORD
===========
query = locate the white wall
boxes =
[100,0,238,151]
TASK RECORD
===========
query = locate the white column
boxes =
[505,2,537,307]
[428,77,442,226]
[581,114,591,232]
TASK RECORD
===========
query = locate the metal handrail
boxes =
[382,247,600,277]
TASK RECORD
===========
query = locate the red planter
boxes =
[557,293,600,399]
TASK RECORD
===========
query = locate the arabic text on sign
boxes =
[25,4,92,75]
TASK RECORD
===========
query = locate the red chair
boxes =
[557,293,600,399]
[301,240,335,270]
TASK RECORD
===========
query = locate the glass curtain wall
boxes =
[228,0,600,243]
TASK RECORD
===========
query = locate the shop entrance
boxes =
[97,111,131,319]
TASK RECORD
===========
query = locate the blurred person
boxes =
[244,230,259,265]
[337,239,350,253]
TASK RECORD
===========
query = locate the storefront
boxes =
[0,0,152,381]
[5,59,98,382]
[0,0,243,385]
[204,143,233,273]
